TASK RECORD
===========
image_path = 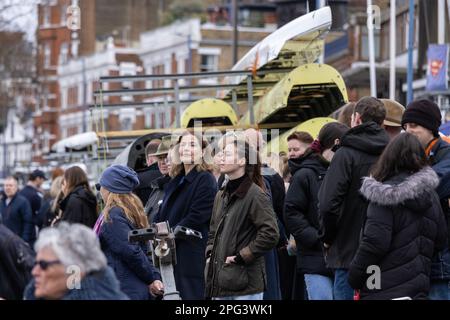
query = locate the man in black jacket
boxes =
[19,169,46,241]
[134,139,163,205]
[20,170,46,217]
[318,96,389,300]
[0,177,34,245]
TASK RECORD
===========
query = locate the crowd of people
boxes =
[1,96,450,300]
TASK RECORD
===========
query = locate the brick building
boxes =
[35,0,277,162]
[137,7,276,128]
[34,0,176,161]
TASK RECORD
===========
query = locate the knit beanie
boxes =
[401,99,442,137]
[99,165,140,194]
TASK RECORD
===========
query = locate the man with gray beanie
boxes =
[402,99,450,300]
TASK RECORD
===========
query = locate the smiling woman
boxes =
[23,222,128,300]
[154,130,218,299]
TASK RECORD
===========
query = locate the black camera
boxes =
[128,221,202,300]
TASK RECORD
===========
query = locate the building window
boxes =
[329,1,348,31]
[43,5,51,26]
[144,110,151,129]
[380,23,389,61]
[152,64,164,88]
[171,107,176,125]
[120,62,136,89]
[43,130,50,153]
[184,58,189,74]
[199,49,220,84]
[44,43,51,68]
[360,26,381,61]
[240,9,265,28]
[68,86,78,107]
[61,4,67,26]
[200,54,218,73]
[59,42,69,65]
[120,62,136,102]
[67,127,78,137]
[121,117,133,131]
[207,6,229,26]
[160,112,166,128]
[395,9,418,55]
[61,88,67,110]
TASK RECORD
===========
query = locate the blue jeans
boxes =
[304,274,334,300]
[214,293,264,300]
[429,280,450,300]
[333,269,354,300]
[430,247,450,280]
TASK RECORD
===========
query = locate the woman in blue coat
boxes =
[96,165,164,300]
[154,130,217,300]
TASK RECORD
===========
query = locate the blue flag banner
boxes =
[426,44,449,91]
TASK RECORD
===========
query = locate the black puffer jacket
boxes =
[318,121,389,269]
[59,185,98,228]
[0,224,35,300]
[284,152,332,276]
[348,168,448,300]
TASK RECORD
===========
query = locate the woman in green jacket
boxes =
[205,138,279,300]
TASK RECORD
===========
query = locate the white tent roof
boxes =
[51,132,98,153]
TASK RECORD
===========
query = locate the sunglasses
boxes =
[34,259,61,270]
[95,183,101,191]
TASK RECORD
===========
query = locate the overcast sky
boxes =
[0,0,38,42]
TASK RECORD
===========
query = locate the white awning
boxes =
[51,132,98,153]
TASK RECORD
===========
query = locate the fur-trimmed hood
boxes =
[360,167,439,208]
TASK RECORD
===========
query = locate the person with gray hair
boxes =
[24,222,128,300]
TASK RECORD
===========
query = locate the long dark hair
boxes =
[234,139,265,191]
[371,133,427,182]
[63,166,92,195]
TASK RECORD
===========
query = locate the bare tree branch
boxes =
[0,0,38,31]
[0,7,35,30]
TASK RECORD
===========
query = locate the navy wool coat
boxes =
[100,206,161,300]
[154,167,217,300]
[0,193,34,245]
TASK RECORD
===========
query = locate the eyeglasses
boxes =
[34,259,62,270]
